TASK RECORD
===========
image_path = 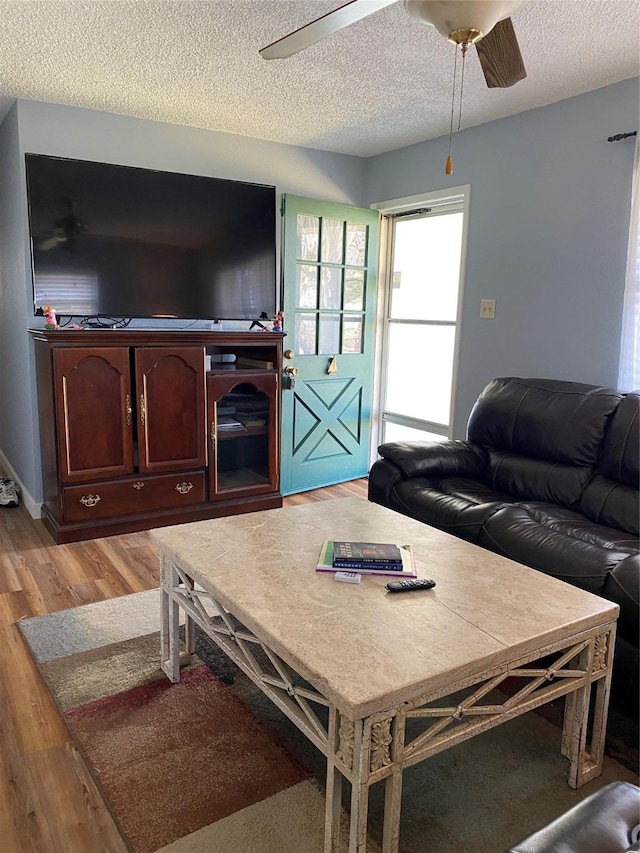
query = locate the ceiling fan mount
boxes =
[260,0,527,89]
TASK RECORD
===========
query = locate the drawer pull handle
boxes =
[133,481,145,490]
[79,494,101,508]
[211,421,216,451]
[125,394,132,426]
[140,394,146,426]
[175,482,193,495]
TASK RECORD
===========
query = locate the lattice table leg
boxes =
[160,556,181,683]
[561,689,577,759]
[566,627,615,788]
[349,719,369,853]
[325,707,343,853]
[182,573,196,663]
[382,714,404,853]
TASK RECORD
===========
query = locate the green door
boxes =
[280,194,380,495]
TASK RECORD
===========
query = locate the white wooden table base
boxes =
[159,553,616,853]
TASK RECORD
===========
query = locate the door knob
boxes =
[284,349,294,360]
[284,366,298,376]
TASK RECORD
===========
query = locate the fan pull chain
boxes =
[445,41,470,175]
[458,42,468,131]
[445,44,458,176]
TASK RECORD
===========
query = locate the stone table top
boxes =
[152,498,618,719]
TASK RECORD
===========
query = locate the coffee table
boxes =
[154,497,618,853]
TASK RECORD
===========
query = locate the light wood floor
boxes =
[0,479,368,852]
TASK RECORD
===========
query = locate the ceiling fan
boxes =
[37,200,88,252]
[260,0,527,89]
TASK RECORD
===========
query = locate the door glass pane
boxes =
[344,269,365,310]
[320,266,342,309]
[342,315,363,354]
[319,313,340,355]
[383,423,447,443]
[296,264,318,308]
[297,215,319,261]
[390,212,463,322]
[296,313,317,354]
[321,219,344,263]
[346,223,367,266]
[384,323,455,425]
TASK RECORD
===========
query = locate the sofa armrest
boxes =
[377,440,487,479]
[368,457,406,506]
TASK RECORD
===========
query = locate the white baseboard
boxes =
[0,448,42,519]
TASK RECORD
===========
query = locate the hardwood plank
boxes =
[0,622,68,754]
[0,676,48,853]
[284,478,368,505]
[26,743,129,853]
[0,590,36,624]
[0,478,367,852]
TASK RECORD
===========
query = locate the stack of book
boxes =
[316,540,417,578]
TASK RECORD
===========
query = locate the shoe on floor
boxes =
[0,478,19,507]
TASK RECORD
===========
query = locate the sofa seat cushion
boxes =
[480,502,639,594]
[392,476,514,543]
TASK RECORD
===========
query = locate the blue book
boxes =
[332,559,404,571]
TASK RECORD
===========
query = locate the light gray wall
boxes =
[0,100,367,507]
[0,102,43,515]
[366,78,640,437]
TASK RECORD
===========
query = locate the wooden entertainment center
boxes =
[30,329,285,544]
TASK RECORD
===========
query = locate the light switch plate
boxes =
[480,299,496,319]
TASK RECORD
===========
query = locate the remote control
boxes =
[386,578,436,593]
[334,571,361,584]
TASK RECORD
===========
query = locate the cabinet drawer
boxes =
[62,472,206,522]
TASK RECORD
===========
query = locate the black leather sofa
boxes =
[368,378,639,710]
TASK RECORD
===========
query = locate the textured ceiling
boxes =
[0,0,638,157]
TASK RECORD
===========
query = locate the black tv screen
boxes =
[25,154,277,321]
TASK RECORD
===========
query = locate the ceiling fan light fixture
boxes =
[448,27,483,45]
[404,0,524,42]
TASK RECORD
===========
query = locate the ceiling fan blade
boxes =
[475,17,526,88]
[260,0,397,60]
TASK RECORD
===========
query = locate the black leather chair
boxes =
[506,781,640,852]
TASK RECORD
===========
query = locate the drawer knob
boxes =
[133,481,145,490]
[175,482,193,495]
[79,494,101,508]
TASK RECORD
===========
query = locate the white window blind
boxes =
[34,272,98,316]
[618,137,640,391]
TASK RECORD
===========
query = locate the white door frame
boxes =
[369,185,471,461]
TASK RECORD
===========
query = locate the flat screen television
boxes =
[25,154,277,321]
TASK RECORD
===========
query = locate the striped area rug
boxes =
[19,590,354,853]
[19,590,636,853]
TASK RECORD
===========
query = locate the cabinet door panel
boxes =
[54,347,134,483]
[136,347,206,474]
[207,371,279,499]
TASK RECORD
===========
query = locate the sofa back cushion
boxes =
[483,450,592,506]
[579,392,640,535]
[468,378,623,506]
